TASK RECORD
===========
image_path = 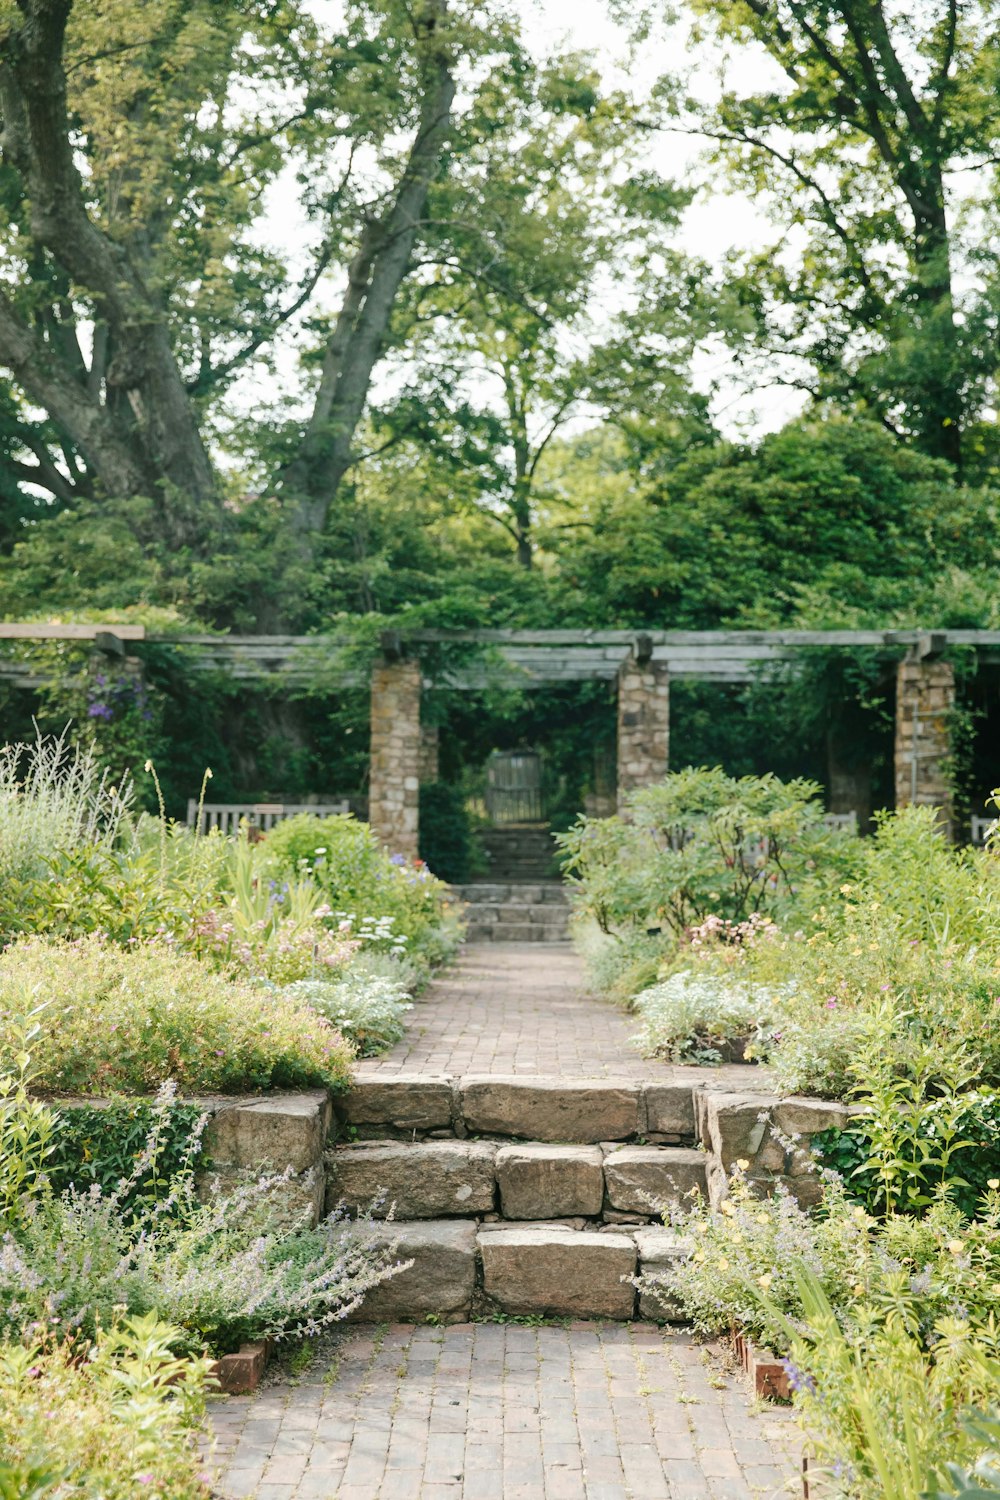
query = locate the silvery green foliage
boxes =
[0,728,132,883]
[282,966,413,1056]
[632,968,779,1064]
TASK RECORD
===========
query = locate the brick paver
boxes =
[205,944,796,1499]
[358,943,770,1084]
[206,1322,802,1500]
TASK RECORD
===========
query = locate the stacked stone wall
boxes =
[894,657,955,838]
[369,658,422,857]
[616,656,670,814]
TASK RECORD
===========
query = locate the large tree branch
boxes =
[279,0,457,539]
[0,0,218,520]
[0,289,150,495]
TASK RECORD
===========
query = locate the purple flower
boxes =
[781,1358,817,1396]
[87,702,113,721]
[389,853,407,866]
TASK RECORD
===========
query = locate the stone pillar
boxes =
[418,722,440,784]
[368,658,422,857]
[616,651,670,815]
[894,656,955,838]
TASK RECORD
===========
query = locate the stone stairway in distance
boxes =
[454,882,571,943]
[327,1074,701,1323]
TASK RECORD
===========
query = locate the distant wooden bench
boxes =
[185,800,350,835]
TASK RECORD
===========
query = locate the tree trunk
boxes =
[278,1,457,551]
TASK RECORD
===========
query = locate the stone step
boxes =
[325,1137,708,1223]
[340,1072,702,1145]
[345,1218,692,1323]
[464,923,570,944]
[454,883,569,905]
[463,902,571,919]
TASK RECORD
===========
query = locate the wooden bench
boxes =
[185,800,350,835]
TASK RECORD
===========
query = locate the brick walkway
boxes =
[207,1322,801,1500]
[205,946,798,1499]
[358,943,767,1085]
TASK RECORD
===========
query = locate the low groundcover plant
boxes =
[0,933,355,1094]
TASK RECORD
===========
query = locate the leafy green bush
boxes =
[0,936,355,1094]
[0,1315,212,1500]
[46,1098,207,1213]
[816,1091,1000,1222]
[558,767,854,941]
[419,781,476,884]
[263,812,459,965]
[778,1268,1000,1500]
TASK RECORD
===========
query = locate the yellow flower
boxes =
[718,1259,730,1271]
[989,1179,1000,1191]
[852,1283,865,1296]
[755,1214,769,1225]
[696,1221,710,1235]
[853,1207,867,1219]
[735,1158,750,1171]
[948,1240,965,1255]
[757,1273,773,1290]
[720,1201,735,1217]
[840,884,853,895]
[693,1250,706,1263]
[731,1233,744,1246]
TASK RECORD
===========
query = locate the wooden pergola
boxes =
[3,623,996,851]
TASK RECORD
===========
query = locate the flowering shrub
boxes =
[638,1164,873,1348]
[0,1315,212,1500]
[282,966,413,1056]
[0,936,355,1094]
[0,1076,406,1355]
[558,767,853,941]
[263,814,459,967]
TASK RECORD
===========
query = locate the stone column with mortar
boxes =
[616,637,670,815]
[369,651,422,858]
[894,649,955,839]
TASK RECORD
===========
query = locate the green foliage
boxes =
[559,767,850,939]
[46,1098,207,1215]
[0,1316,213,1500]
[280,968,412,1057]
[816,1092,1000,1223]
[640,1166,874,1349]
[681,2,1000,470]
[263,813,459,965]
[0,936,355,1095]
[0,1067,404,1355]
[0,1039,56,1229]
[419,781,476,884]
[777,1268,1000,1500]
